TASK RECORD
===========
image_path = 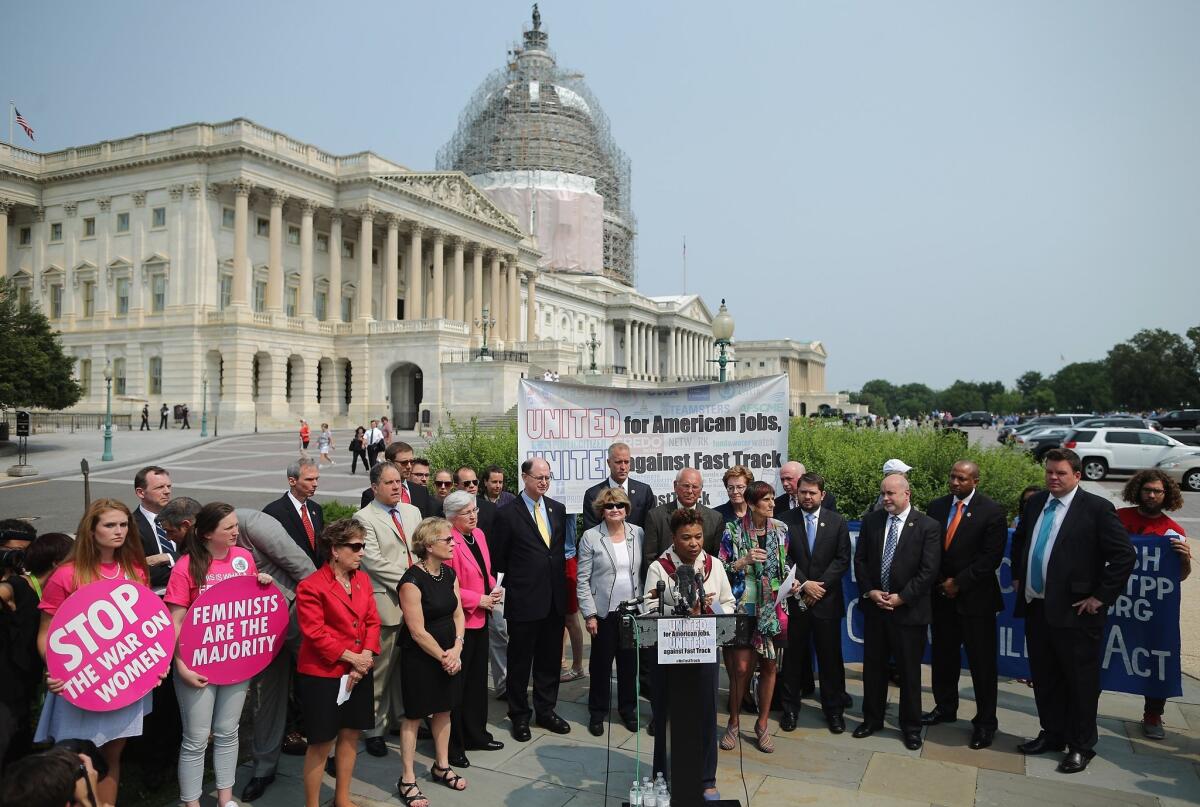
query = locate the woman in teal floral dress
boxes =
[718,479,790,753]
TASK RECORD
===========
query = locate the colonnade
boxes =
[620,319,713,382]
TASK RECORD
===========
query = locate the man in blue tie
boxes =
[778,472,852,734]
[1011,448,1135,774]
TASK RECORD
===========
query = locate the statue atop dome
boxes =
[532,3,541,32]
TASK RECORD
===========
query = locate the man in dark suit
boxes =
[454,466,496,537]
[581,442,656,531]
[1011,448,1135,774]
[491,457,571,741]
[775,460,839,515]
[642,468,723,576]
[262,457,325,568]
[921,460,1008,749]
[359,441,436,516]
[778,472,852,733]
[853,472,941,750]
[132,465,178,594]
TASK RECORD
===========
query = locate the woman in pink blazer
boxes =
[443,490,506,767]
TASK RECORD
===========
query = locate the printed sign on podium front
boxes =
[658,617,718,664]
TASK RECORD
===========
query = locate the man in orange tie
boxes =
[922,460,1008,749]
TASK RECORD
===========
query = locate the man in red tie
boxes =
[263,458,325,567]
[921,461,1007,749]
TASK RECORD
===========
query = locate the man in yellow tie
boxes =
[490,457,571,741]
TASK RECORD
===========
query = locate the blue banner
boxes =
[836,526,1182,699]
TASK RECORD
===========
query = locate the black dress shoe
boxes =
[512,722,532,742]
[969,728,995,750]
[365,736,389,757]
[588,721,604,736]
[241,774,275,802]
[780,711,798,732]
[921,706,957,725]
[621,715,639,733]
[852,722,880,739]
[827,714,846,735]
[1017,734,1066,755]
[467,740,505,751]
[536,713,571,734]
[903,731,923,750]
[449,751,471,768]
[1056,750,1092,774]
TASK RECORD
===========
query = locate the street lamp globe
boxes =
[103,361,113,382]
[712,299,735,343]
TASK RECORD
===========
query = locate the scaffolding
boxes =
[436,11,636,286]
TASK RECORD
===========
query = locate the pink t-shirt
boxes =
[39,561,149,615]
[165,546,258,609]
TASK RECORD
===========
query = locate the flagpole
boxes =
[682,235,687,294]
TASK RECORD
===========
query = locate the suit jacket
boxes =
[779,506,852,620]
[132,507,173,591]
[235,507,317,603]
[853,507,942,626]
[575,522,644,620]
[295,563,381,677]
[446,526,496,630]
[581,478,656,531]
[353,500,422,626]
[775,490,839,516]
[474,495,497,540]
[1010,488,1135,628]
[262,493,325,568]
[641,501,724,573]
[360,481,436,518]
[490,494,567,622]
[925,492,1007,616]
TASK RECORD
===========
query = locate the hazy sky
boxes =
[4,1,1197,390]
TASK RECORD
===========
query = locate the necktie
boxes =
[299,503,316,550]
[805,512,817,554]
[154,519,177,559]
[881,516,900,592]
[401,482,411,505]
[534,502,551,547]
[1028,499,1060,596]
[944,501,964,550]
[390,509,411,556]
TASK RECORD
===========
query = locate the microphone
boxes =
[673,564,699,615]
[655,580,667,614]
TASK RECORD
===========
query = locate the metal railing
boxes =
[441,349,530,364]
[1,410,134,434]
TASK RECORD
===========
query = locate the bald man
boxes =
[642,468,723,576]
[776,461,839,515]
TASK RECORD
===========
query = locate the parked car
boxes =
[951,411,993,427]
[1156,452,1200,493]
[998,414,1094,444]
[1062,428,1197,481]
[1013,427,1071,460]
[1152,409,1200,431]
[1074,416,1161,431]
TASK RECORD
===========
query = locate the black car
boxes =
[1153,410,1200,431]
[951,411,992,427]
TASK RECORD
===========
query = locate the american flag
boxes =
[14,107,34,141]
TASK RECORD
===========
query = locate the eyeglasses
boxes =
[458,508,479,517]
[603,502,629,511]
[527,474,553,482]
[726,484,747,493]
[431,537,454,545]
[394,458,414,466]
[434,480,454,488]
[461,479,479,487]
[1142,487,1166,496]
[335,542,366,552]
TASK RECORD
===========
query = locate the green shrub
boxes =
[322,500,359,522]
[426,415,520,494]
[789,420,1044,518]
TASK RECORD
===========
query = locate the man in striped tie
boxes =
[852,472,941,749]
[1011,448,1135,774]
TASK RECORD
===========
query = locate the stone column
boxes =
[623,319,632,374]
[470,246,483,338]
[357,208,374,320]
[450,238,465,321]
[327,212,342,321]
[408,225,424,319]
[495,258,507,338]
[168,185,185,309]
[489,251,501,326]
[651,327,659,381]
[507,259,519,342]
[638,323,647,379]
[384,215,400,321]
[667,328,676,380]
[267,190,286,312]
[431,232,445,319]
[299,200,315,318]
[231,181,251,307]
[0,200,10,279]
[524,270,537,341]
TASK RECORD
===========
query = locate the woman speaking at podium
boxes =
[644,508,736,802]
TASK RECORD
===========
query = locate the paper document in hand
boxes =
[775,565,797,609]
[337,674,352,705]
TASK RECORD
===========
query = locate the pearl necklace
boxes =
[420,561,444,582]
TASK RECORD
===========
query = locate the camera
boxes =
[0,547,24,572]
[54,738,109,780]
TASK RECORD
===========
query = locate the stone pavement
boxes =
[190,664,1200,807]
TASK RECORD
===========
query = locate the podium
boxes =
[620,612,751,807]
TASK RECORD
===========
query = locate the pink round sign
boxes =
[176,575,288,685]
[46,579,175,712]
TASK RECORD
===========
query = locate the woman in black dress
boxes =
[349,427,369,474]
[397,518,466,806]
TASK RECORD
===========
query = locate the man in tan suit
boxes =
[354,460,421,757]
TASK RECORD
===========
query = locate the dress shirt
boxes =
[879,506,912,564]
[365,427,382,445]
[947,489,975,526]
[140,505,176,564]
[287,491,311,518]
[608,477,628,494]
[520,490,550,531]
[1025,485,1079,602]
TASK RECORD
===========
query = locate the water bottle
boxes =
[642,776,656,807]
[656,773,670,807]
[629,780,642,807]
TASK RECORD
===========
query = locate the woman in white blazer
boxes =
[576,486,643,736]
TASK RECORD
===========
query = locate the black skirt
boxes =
[297,669,375,744]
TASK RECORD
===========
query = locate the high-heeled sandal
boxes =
[397,779,429,807]
[431,763,467,791]
[719,723,739,750]
[755,724,775,753]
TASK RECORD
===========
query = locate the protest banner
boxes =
[835,528,1182,698]
[518,375,790,511]
[176,575,289,685]
[45,579,175,712]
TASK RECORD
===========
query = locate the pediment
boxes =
[142,251,170,265]
[379,172,522,235]
[73,259,97,273]
[108,257,132,270]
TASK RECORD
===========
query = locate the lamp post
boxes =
[101,361,114,462]
[475,306,497,360]
[710,298,735,382]
[586,326,601,373]
[200,371,209,437]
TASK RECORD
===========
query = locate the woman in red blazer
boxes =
[295,519,381,807]
[443,490,506,767]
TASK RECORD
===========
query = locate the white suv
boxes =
[1062,427,1196,481]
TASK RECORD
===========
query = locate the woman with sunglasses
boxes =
[295,519,380,807]
[576,487,643,736]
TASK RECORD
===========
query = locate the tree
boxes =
[0,279,82,411]
[1051,361,1112,412]
[1015,371,1044,398]
[1108,328,1200,410]
[990,390,1025,415]
[938,380,985,415]
[977,380,1005,409]
[895,383,936,416]
[1026,385,1057,413]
